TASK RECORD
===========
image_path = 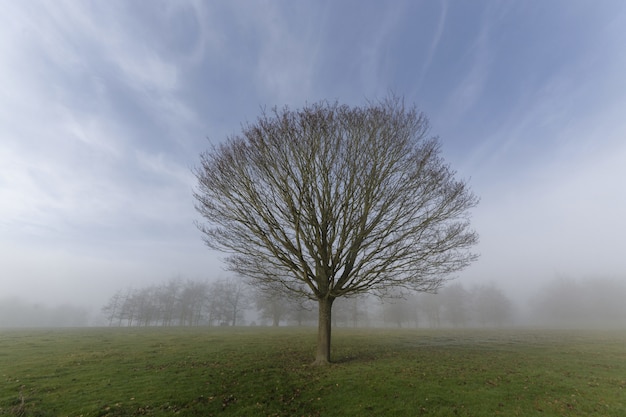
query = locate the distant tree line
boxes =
[415,282,514,328]
[326,282,514,329]
[376,277,626,329]
[102,276,626,329]
[253,286,317,326]
[530,277,626,327]
[101,277,317,327]
[101,279,514,328]
[102,278,249,327]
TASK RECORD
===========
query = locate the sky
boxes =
[1,0,626,310]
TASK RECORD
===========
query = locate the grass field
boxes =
[0,327,624,416]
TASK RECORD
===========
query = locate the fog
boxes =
[2,276,624,330]
[0,298,91,327]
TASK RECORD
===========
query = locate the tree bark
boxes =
[313,297,334,365]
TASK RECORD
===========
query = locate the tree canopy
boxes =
[194,97,479,364]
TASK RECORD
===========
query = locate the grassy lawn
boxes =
[0,327,624,416]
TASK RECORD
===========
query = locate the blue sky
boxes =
[1,0,625,308]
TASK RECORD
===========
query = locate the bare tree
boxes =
[119,288,137,327]
[287,298,316,326]
[159,278,183,327]
[470,283,512,327]
[418,293,442,328]
[531,276,626,327]
[194,97,479,364]
[177,280,209,326]
[210,279,249,326]
[440,283,470,328]
[102,289,123,326]
[346,296,370,328]
[255,284,300,326]
[381,293,418,328]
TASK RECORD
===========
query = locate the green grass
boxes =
[1,327,625,416]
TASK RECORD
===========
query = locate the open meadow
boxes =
[1,327,624,416]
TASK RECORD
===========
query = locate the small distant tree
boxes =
[418,293,442,328]
[210,279,249,326]
[347,296,370,328]
[287,298,316,326]
[194,97,479,364]
[102,289,123,326]
[255,284,300,326]
[532,277,583,326]
[119,288,137,326]
[177,280,209,326]
[440,283,470,327]
[531,276,626,327]
[470,283,512,327]
[158,278,183,327]
[381,293,418,328]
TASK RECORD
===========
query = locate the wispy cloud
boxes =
[0,1,202,246]
[439,4,502,127]
[356,2,409,98]
[414,0,448,95]
[250,3,321,105]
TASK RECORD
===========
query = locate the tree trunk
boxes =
[313,297,334,365]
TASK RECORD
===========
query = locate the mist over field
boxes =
[2,276,625,329]
[2,2,626,330]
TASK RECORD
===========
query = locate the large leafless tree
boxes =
[194,97,479,364]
